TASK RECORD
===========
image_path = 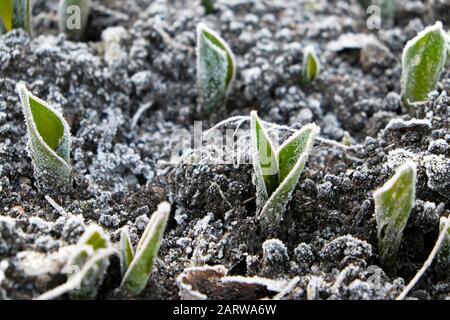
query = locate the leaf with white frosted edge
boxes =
[58,0,91,41]
[197,23,236,113]
[17,83,72,192]
[250,111,279,209]
[120,226,134,277]
[0,0,13,33]
[258,124,319,227]
[66,225,112,299]
[374,161,416,267]
[302,45,320,84]
[37,248,115,300]
[12,0,31,34]
[120,202,170,296]
[401,22,447,106]
[438,216,450,263]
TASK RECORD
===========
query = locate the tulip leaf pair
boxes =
[119,202,171,296]
[251,111,319,227]
[374,161,416,267]
[17,83,72,192]
[197,23,236,113]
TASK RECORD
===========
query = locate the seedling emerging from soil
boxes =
[251,111,319,227]
[401,22,447,107]
[17,83,72,192]
[438,216,450,262]
[119,226,134,277]
[302,45,320,84]
[200,0,215,14]
[197,23,236,113]
[120,202,171,296]
[374,161,416,267]
[0,0,32,35]
[58,0,91,41]
[65,225,112,299]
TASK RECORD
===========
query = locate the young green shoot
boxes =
[17,83,72,192]
[251,111,319,228]
[401,22,447,107]
[374,161,416,267]
[302,45,320,84]
[200,0,215,14]
[120,202,171,296]
[37,225,114,300]
[0,0,32,35]
[58,0,91,41]
[197,23,236,113]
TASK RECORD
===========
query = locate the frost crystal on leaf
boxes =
[401,21,447,106]
[374,161,416,267]
[120,202,170,296]
[17,83,72,192]
[438,216,450,263]
[197,23,236,113]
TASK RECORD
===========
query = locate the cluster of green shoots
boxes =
[10,2,450,298]
[0,0,91,40]
[38,202,170,299]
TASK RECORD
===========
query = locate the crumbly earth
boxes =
[0,0,449,300]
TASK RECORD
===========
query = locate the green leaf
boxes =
[258,124,319,226]
[37,248,115,300]
[401,22,447,106]
[120,202,170,296]
[438,216,450,263]
[200,0,215,14]
[250,111,279,207]
[17,83,72,191]
[120,226,135,277]
[374,161,416,267]
[12,0,31,34]
[58,0,91,41]
[302,46,320,84]
[66,225,112,299]
[197,23,235,112]
[0,0,13,33]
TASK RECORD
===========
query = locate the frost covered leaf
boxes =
[374,161,416,266]
[197,23,236,113]
[0,0,31,34]
[120,202,170,296]
[58,0,91,41]
[0,0,13,33]
[119,226,134,277]
[438,216,450,263]
[17,83,72,191]
[66,225,112,299]
[401,22,447,106]
[258,123,319,227]
[200,0,215,14]
[302,45,320,84]
[250,111,279,208]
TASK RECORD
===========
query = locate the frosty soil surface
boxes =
[0,0,449,299]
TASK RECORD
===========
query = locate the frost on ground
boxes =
[0,0,449,300]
